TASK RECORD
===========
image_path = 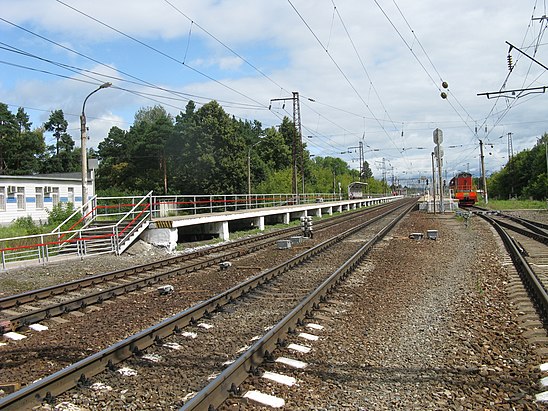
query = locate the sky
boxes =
[1,0,547,187]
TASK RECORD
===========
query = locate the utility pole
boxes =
[431,151,436,214]
[480,140,488,204]
[292,92,306,197]
[81,82,111,219]
[270,92,303,202]
[382,158,387,195]
[359,141,364,181]
[433,128,444,213]
[507,132,513,161]
[348,141,364,181]
[545,140,548,176]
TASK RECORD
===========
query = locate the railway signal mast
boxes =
[433,128,444,213]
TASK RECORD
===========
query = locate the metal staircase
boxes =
[0,192,154,269]
[51,191,153,257]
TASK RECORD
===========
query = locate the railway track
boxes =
[0,198,416,410]
[0,201,397,334]
[472,207,548,327]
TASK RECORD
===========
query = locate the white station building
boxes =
[0,172,94,226]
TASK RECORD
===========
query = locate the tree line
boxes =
[0,103,80,175]
[487,133,548,201]
[0,101,385,196]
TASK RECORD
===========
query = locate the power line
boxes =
[55,0,269,109]
[287,0,404,157]
[372,0,477,138]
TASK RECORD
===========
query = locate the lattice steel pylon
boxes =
[292,92,303,196]
[270,92,303,200]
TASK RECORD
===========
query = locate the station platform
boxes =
[144,196,400,250]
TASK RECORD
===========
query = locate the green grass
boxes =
[0,223,51,239]
[478,199,547,210]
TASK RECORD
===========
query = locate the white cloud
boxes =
[0,0,546,180]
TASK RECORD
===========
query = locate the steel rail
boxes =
[0,199,414,411]
[0,201,393,312]
[180,199,417,410]
[0,202,396,331]
[477,213,548,326]
[471,207,548,245]
[470,205,548,234]
[500,214,548,237]
[490,217,548,246]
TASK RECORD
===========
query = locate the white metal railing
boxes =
[0,225,117,270]
[113,191,153,254]
[150,192,347,218]
[0,191,390,270]
[0,192,153,269]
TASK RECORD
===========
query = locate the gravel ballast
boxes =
[1,209,547,410]
[232,212,546,410]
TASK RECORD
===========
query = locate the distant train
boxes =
[449,172,477,206]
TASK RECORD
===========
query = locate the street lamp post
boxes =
[80,82,111,218]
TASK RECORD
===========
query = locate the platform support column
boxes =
[253,216,265,231]
[219,221,229,241]
[283,213,290,224]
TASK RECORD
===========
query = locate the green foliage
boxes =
[46,202,77,226]
[0,98,389,198]
[13,216,40,234]
[256,169,293,193]
[488,134,548,200]
[41,109,80,173]
[0,104,46,175]
[0,216,44,238]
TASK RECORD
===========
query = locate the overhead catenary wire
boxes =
[0,41,265,110]
[55,0,269,110]
[372,0,477,138]
[287,0,405,159]
[477,1,548,143]
[48,1,366,158]
[2,2,544,176]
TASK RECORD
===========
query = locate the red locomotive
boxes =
[449,172,477,206]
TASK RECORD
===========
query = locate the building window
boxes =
[68,187,74,204]
[0,187,5,211]
[36,187,44,209]
[16,187,25,211]
[51,187,60,207]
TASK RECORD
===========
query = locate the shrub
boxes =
[47,202,77,226]
[12,216,41,235]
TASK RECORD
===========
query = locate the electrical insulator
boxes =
[507,54,513,71]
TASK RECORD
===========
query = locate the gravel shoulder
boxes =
[236,211,546,410]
